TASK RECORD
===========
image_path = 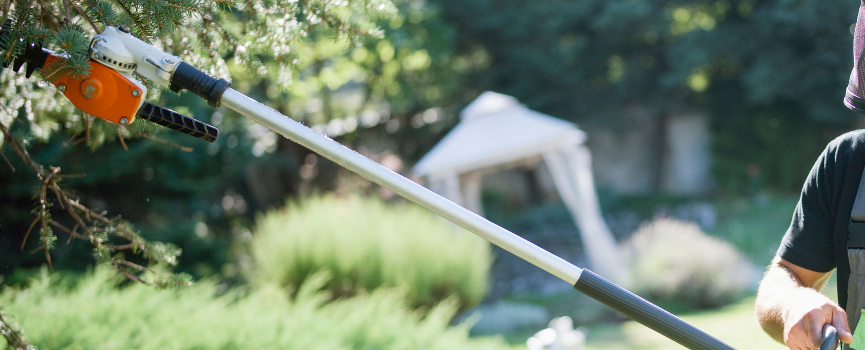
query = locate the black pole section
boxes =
[819,325,838,350]
[574,269,736,350]
[169,62,231,108]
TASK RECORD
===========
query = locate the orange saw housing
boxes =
[45,55,143,125]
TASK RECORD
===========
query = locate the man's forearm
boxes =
[755,260,810,343]
[755,256,844,347]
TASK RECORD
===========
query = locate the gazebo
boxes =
[413,91,624,282]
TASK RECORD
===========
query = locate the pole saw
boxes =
[0,23,842,350]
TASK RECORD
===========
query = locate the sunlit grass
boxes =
[582,296,785,350]
[1,268,515,350]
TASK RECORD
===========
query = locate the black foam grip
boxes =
[573,269,735,350]
[169,62,230,107]
[137,102,218,142]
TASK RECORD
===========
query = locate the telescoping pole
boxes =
[220,88,735,350]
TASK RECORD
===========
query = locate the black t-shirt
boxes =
[778,130,865,309]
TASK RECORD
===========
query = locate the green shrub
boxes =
[622,218,753,310]
[249,194,492,310]
[1,269,512,350]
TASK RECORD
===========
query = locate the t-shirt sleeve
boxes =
[777,142,838,273]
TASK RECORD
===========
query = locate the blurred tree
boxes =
[430,0,858,194]
[693,0,857,193]
[218,0,477,209]
[240,0,475,187]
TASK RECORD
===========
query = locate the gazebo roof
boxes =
[413,91,586,177]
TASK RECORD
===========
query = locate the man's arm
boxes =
[755,256,854,349]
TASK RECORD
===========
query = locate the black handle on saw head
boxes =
[136,102,219,142]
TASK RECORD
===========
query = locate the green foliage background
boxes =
[1,1,863,347]
[3,0,857,278]
[428,0,859,194]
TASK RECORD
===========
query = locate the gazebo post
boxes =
[460,171,485,215]
[543,145,626,284]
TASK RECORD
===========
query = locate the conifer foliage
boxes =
[1,0,393,347]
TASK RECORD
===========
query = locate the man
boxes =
[754,131,864,349]
[755,5,865,349]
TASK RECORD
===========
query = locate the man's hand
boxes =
[755,257,854,349]
[781,287,852,349]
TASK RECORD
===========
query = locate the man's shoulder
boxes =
[827,130,865,157]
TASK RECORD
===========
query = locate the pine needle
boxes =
[0,141,14,172]
[21,217,39,250]
[117,124,128,150]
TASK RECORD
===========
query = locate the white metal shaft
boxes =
[221,88,584,285]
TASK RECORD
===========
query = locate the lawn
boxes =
[498,295,786,350]
[581,296,785,350]
[581,195,798,349]
[499,195,807,349]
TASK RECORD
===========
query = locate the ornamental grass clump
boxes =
[0,269,511,350]
[622,218,753,310]
[249,194,492,311]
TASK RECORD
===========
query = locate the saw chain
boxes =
[0,21,221,142]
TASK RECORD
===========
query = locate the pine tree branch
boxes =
[62,0,72,25]
[113,0,146,38]
[117,125,128,150]
[153,0,197,13]
[0,0,12,22]
[0,120,44,175]
[0,308,34,350]
[199,17,222,67]
[34,0,64,31]
[62,124,85,146]
[20,217,38,250]
[44,242,52,267]
[67,0,100,32]
[66,222,80,243]
[106,242,137,250]
[2,119,58,270]
[242,0,253,15]
[50,219,87,240]
[3,8,28,75]
[0,141,15,172]
[38,167,57,269]
[66,200,144,243]
[1,118,182,282]
[114,264,148,284]
[115,259,151,272]
[85,113,92,145]
[29,243,45,254]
